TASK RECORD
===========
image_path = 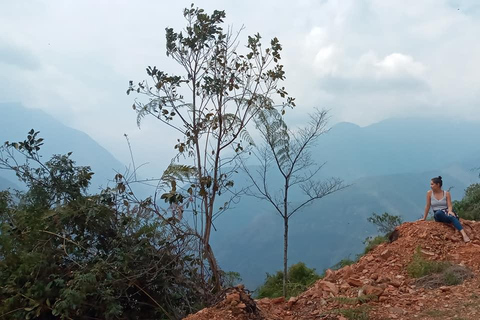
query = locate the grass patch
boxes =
[408,247,474,289]
[336,306,370,320]
[407,247,450,278]
[333,294,378,306]
[363,235,388,254]
[415,265,473,289]
[357,294,378,304]
[423,309,451,317]
[334,296,359,305]
[256,262,320,298]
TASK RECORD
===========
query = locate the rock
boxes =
[363,285,385,296]
[287,297,297,309]
[225,292,240,304]
[389,307,407,315]
[271,297,285,304]
[319,281,339,296]
[341,265,353,278]
[339,282,351,291]
[377,275,392,284]
[380,249,392,260]
[421,249,435,256]
[324,268,336,281]
[347,277,363,287]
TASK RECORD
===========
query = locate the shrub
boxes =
[256,262,320,298]
[453,183,480,221]
[0,135,205,319]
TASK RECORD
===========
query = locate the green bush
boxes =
[361,212,402,256]
[363,236,388,254]
[0,134,205,319]
[407,247,450,278]
[453,183,480,221]
[256,262,320,298]
[367,212,403,235]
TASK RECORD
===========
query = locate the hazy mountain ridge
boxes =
[211,117,480,288]
[212,167,478,288]
[1,103,479,290]
[0,102,125,191]
[313,117,480,180]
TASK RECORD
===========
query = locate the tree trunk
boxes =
[283,216,288,297]
[203,205,222,293]
[205,242,221,293]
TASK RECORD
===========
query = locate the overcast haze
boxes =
[1,0,480,172]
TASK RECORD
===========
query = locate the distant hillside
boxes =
[212,166,478,289]
[210,117,480,289]
[312,118,480,180]
[0,102,125,191]
[0,175,18,191]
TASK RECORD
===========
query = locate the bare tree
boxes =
[243,108,347,297]
[127,6,295,292]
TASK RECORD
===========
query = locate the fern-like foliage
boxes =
[255,108,290,170]
[161,163,197,187]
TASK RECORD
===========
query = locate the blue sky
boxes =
[1,0,479,172]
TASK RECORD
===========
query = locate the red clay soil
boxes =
[184,220,480,320]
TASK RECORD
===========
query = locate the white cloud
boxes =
[374,53,426,78]
[313,45,342,76]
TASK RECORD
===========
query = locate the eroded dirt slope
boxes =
[185,220,480,320]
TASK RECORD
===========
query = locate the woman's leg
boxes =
[434,210,470,242]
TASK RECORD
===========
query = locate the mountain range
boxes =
[0,102,125,191]
[1,102,479,290]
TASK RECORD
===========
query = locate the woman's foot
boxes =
[460,230,471,243]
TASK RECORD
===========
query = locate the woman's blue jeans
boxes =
[434,210,463,231]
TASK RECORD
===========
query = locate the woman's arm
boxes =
[446,191,454,215]
[422,191,431,220]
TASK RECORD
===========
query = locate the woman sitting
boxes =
[420,176,470,243]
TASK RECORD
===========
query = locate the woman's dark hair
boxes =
[431,176,443,187]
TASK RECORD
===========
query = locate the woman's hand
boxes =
[447,211,455,216]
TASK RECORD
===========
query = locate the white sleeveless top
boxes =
[431,191,448,211]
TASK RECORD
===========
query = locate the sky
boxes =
[1,0,480,173]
